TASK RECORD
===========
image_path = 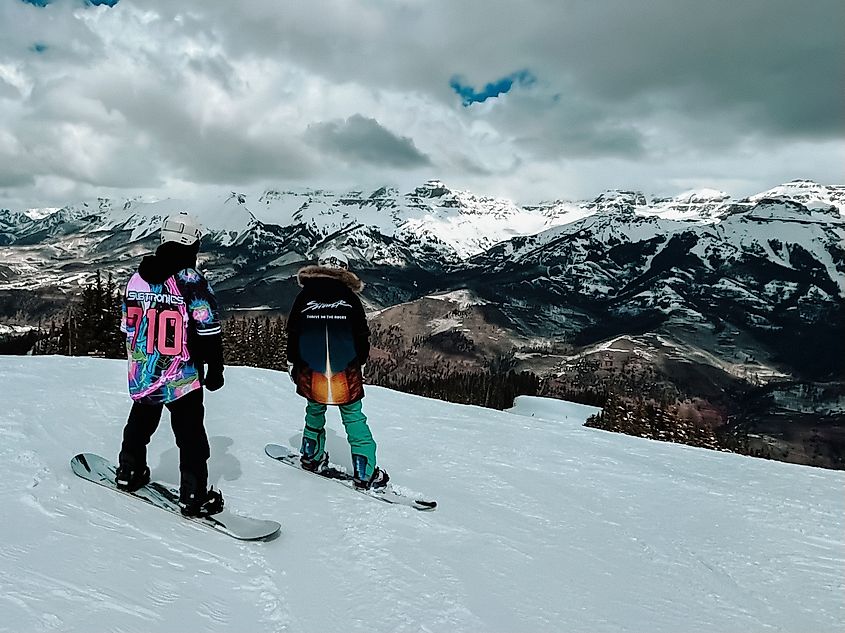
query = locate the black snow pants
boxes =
[118,388,210,501]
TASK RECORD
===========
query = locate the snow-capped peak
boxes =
[749,180,845,215]
[590,190,649,214]
[23,207,62,221]
[411,179,452,198]
[643,189,734,223]
[672,188,731,203]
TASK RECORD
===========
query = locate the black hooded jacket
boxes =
[286,265,369,404]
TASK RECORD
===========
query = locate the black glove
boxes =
[204,365,224,391]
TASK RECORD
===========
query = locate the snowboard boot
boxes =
[300,434,328,473]
[179,487,225,517]
[115,463,150,492]
[352,454,389,491]
[300,451,329,473]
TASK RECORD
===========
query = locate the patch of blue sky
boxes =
[21,0,120,7]
[450,70,536,106]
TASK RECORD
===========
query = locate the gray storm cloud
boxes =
[0,0,842,206]
[307,115,431,168]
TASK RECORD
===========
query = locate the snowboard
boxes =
[70,453,281,541]
[264,444,437,511]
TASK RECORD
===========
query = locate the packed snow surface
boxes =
[0,357,842,633]
[506,395,602,427]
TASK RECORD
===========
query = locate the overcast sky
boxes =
[1,0,842,208]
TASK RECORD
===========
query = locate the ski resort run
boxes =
[0,356,842,632]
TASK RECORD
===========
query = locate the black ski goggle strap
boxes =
[162,218,202,240]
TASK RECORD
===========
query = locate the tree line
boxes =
[32,271,124,358]
[366,353,541,410]
[29,273,291,371]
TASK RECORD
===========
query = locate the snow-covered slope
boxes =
[506,394,603,424]
[1,356,842,633]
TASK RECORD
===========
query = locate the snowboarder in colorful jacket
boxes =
[116,212,226,517]
[285,249,389,490]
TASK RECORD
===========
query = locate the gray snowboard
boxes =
[71,453,281,541]
[264,444,437,511]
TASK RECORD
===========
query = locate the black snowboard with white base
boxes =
[71,453,281,541]
[264,444,437,511]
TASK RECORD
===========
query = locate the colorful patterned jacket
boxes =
[121,244,222,404]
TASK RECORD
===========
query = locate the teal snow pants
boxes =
[302,399,377,479]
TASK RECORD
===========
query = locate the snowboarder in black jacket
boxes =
[285,249,388,490]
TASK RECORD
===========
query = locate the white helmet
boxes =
[161,212,203,245]
[318,248,349,270]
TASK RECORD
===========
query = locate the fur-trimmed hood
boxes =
[297,265,364,293]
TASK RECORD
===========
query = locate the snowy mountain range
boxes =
[1,177,843,365]
[1,178,843,465]
[1,178,842,296]
[1,356,842,633]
